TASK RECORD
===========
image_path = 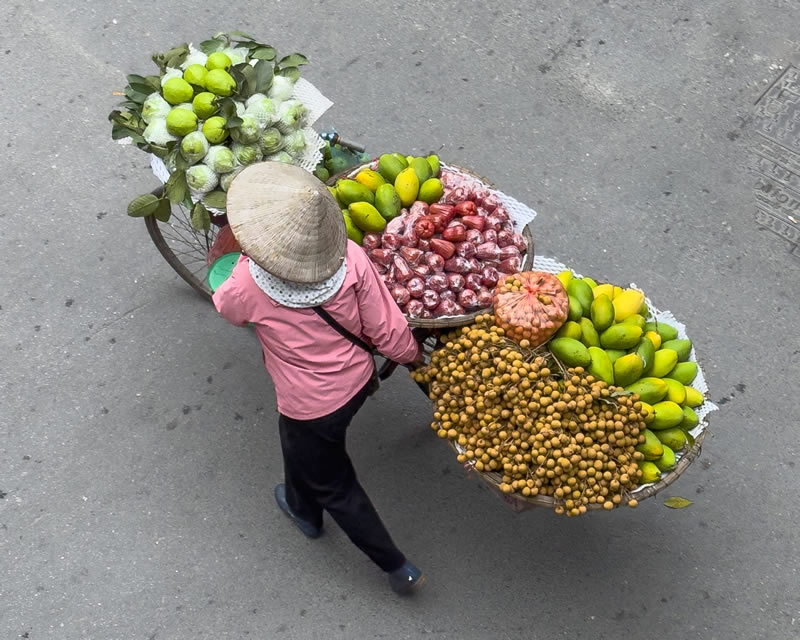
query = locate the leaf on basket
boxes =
[127,193,160,217]
[276,67,300,82]
[199,38,224,54]
[144,75,162,92]
[231,63,257,98]
[128,82,155,97]
[229,30,255,41]
[254,59,274,93]
[153,197,172,222]
[165,170,187,205]
[218,99,239,123]
[202,190,227,210]
[663,496,693,509]
[126,74,147,87]
[279,53,309,67]
[173,151,190,172]
[111,125,144,143]
[165,45,189,70]
[191,202,211,232]
[251,46,276,61]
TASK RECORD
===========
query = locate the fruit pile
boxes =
[331,154,530,318]
[411,268,709,513]
[109,31,321,228]
[412,311,647,516]
[548,271,703,484]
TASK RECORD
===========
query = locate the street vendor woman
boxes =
[212,161,426,595]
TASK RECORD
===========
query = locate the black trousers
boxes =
[278,383,406,573]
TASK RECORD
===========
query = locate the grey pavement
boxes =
[2,1,799,638]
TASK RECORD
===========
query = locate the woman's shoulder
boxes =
[226,256,262,299]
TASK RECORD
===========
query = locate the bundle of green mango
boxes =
[547,271,706,487]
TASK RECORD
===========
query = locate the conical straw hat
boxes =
[226,162,347,284]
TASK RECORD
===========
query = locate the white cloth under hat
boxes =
[248,256,347,308]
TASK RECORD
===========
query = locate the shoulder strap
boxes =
[313,306,373,353]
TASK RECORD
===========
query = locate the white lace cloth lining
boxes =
[248,257,347,308]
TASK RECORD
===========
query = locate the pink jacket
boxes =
[212,240,419,420]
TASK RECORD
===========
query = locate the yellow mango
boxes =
[556,321,582,341]
[663,378,687,404]
[613,353,644,388]
[638,460,662,484]
[426,154,441,177]
[684,386,704,407]
[567,279,594,316]
[328,185,346,208]
[354,169,386,193]
[612,285,623,299]
[662,339,692,362]
[681,406,699,430]
[666,362,698,385]
[593,283,614,299]
[622,314,646,330]
[590,294,614,331]
[655,445,677,472]
[549,338,592,367]
[613,289,645,322]
[651,401,684,430]
[410,157,433,185]
[600,324,643,349]
[656,323,679,342]
[625,378,668,404]
[342,211,364,245]
[418,178,443,204]
[374,183,402,220]
[650,348,679,378]
[644,330,662,350]
[391,153,409,167]
[587,347,614,385]
[636,337,656,375]
[556,270,573,289]
[394,167,419,207]
[639,401,655,424]
[348,201,386,233]
[655,427,687,451]
[579,317,600,348]
[337,179,375,206]
[568,296,584,322]
[377,154,406,183]
[636,429,664,461]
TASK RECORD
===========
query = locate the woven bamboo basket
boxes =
[328,161,535,328]
[417,344,712,513]
[445,431,706,513]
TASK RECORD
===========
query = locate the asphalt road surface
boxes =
[2,1,799,639]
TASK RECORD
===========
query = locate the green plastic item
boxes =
[207,252,241,292]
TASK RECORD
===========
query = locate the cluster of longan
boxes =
[413,314,645,516]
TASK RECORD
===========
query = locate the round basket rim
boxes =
[327,160,535,328]
[446,428,706,510]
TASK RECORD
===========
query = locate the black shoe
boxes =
[274,484,322,539]
[388,561,425,595]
